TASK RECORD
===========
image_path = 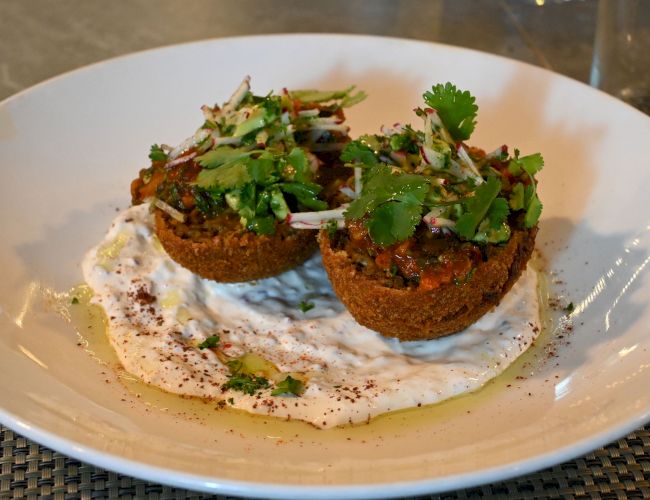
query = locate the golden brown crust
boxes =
[319,226,538,340]
[155,210,318,282]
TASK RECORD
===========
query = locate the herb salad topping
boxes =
[292,83,544,290]
[131,77,365,235]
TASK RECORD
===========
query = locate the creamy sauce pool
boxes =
[82,204,540,429]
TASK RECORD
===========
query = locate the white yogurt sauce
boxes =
[82,204,540,428]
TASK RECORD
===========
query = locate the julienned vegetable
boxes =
[131,76,365,235]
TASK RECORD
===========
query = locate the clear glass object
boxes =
[590,0,650,113]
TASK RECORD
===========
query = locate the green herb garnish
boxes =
[455,176,504,240]
[345,165,429,246]
[148,144,168,162]
[299,301,315,313]
[564,302,575,314]
[222,373,270,396]
[71,297,79,305]
[138,79,364,236]
[423,82,478,141]
[198,335,220,349]
[271,375,304,396]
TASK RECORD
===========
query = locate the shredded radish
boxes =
[354,167,362,195]
[167,129,210,160]
[201,105,215,121]
[166,152,197,168]
[420,145,446,170]
[288,205,348,229]
[339,186,357,199]
[486,145,508,160]
[153,199,186,223]
[297,109,320,117]
[457,145,484,184]
[380,123,404,136]
[211,135,242,146]
[222,76,250,114]
[423,207,457,229]
[306,151,321,173]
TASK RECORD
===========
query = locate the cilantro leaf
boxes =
[246,215,275,235]
[271,375,304,396]
[508,152,544,176]
[247,156,277,185]
[198,335,220,349]
[485,197,510,230]
[423,83,478,141]
[524,194,543,228]
[345,165,429,220]
[149,144,168,162]
[366,201,423,246]
[455,176,502,240]
[340,140,379,166]
[196,161,251,189]
[285,147,310,183]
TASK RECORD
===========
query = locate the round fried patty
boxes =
[319,226,538,340]
[155,209,318,282]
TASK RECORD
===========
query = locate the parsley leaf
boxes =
[455,176,502,240]
[271,375,304,396]
[564,302,575,313]
[423,83,478,141]
[149,144,168,162]
[70,297,79,305]
[366,201,423,246]
[198,335,220,349]
[298,300,315,313]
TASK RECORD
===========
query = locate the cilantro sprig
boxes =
[423,83,478,141]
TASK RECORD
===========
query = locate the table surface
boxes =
[1,1,649,499]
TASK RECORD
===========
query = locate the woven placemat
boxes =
[1,424,649,500]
